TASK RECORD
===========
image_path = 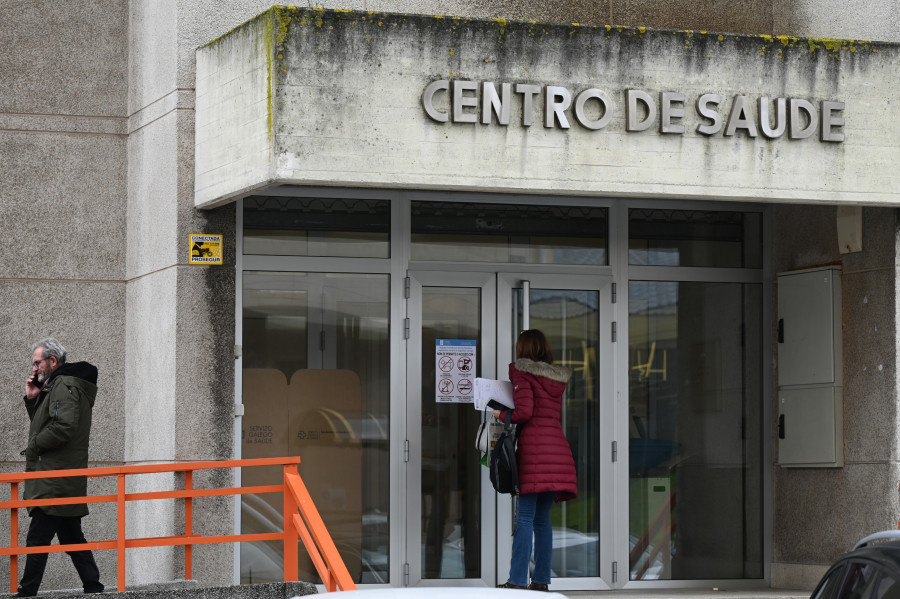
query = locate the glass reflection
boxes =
[628,209,762,268]
[243,197,390,258]
[412,201,608,265]
[628,281,763,580]
[513,288,600,578]
[241,272,390,584]
[421,288,482,579]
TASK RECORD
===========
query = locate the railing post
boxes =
[117,473,126,592]
[283,464,299,582]
[9,482,18,594]
[185,470,193,581]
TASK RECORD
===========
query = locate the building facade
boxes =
[2,0,899,593]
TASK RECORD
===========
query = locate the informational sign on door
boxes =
[435,339,476,403]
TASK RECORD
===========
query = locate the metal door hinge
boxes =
[234,403,245,417]
[234,344,242,359]
[612,561,618,583]
[404,318,411,339]
[611,321,617,343]
[611,440,617,462]
[404,277,411,299]
[611,282,617,304]
[403,563,410,586]
[403,440,410,462]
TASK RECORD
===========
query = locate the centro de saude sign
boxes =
[422,80,846,142]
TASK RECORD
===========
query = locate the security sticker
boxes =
[189,234,223,265]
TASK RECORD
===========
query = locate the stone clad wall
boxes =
[771,206,900,588]
[0,0,128,591]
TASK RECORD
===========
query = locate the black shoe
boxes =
[498,581,527,589]
[528,582,549,591]
[84,586,104,594]
[497,580,528,589]
[16,592,37,597]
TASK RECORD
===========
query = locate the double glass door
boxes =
[405,270,613,589]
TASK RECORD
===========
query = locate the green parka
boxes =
[22,361,98,517]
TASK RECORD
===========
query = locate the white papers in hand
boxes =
[474,378,514,411]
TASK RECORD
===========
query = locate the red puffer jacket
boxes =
[499,358,577,502]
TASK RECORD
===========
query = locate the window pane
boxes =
[876,570,900,599]
[412,201,608,265]
[812,566,846,599]
[628,281,763,579]
[241,272,390,584]
[513,288,601,577]
[840,561,880,599]
[629,209,762,268]
[421,288,482,579]
[243,197,390,258]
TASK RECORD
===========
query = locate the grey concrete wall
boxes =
[0,0,129,592]
[771,205,900,587]
[126,0,240,587]
[774,1,900,43]
[221,0,897,41]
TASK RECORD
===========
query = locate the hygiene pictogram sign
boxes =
[435,339,476,403]
[189,234,223,265]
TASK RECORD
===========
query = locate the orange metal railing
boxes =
[0,457,356,593]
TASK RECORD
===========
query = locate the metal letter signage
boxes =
[422,80,845,143]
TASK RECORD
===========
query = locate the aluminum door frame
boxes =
[405,270,498,588]
[496,272,617,592]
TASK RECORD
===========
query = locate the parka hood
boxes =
[45,361,98,388]
[514,358,572,383]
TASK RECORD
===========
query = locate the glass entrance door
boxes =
[405,270,613,589]
[497,273,614,592]
[405,271,497,587]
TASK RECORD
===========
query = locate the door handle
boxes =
[522,280,531,331]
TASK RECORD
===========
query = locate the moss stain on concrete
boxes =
[214,4,895,97]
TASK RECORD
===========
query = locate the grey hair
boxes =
[32,337,67,364]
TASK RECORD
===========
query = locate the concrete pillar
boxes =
[771,205,900,588]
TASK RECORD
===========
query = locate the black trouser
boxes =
[18,508,103,596]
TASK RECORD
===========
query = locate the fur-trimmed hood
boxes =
[515,358,572,383]
[507,358,577,502]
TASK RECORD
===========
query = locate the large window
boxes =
[627,207,764,581]
[411,201,608,265]
[241,243,391,582]
[244,196,390,258]
[237,192,769,589]
[629,208,762,268]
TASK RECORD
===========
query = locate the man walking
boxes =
[18,338,104,596]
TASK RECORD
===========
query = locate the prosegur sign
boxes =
[422,80,845,142]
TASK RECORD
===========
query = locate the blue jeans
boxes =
[508,491,555,586]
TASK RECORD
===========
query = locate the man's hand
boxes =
[25,375,41,400]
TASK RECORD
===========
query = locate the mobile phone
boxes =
[486,399,507,411]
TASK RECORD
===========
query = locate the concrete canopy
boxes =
[195,7,900,208]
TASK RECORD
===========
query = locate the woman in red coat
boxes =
[493,329,577,591]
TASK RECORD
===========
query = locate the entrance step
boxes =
[4,581,317,599]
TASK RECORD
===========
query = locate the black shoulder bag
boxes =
[489,411,519,495]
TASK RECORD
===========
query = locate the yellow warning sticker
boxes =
[189,234,223,265]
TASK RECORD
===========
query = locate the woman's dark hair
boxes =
[516,329,553,364]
